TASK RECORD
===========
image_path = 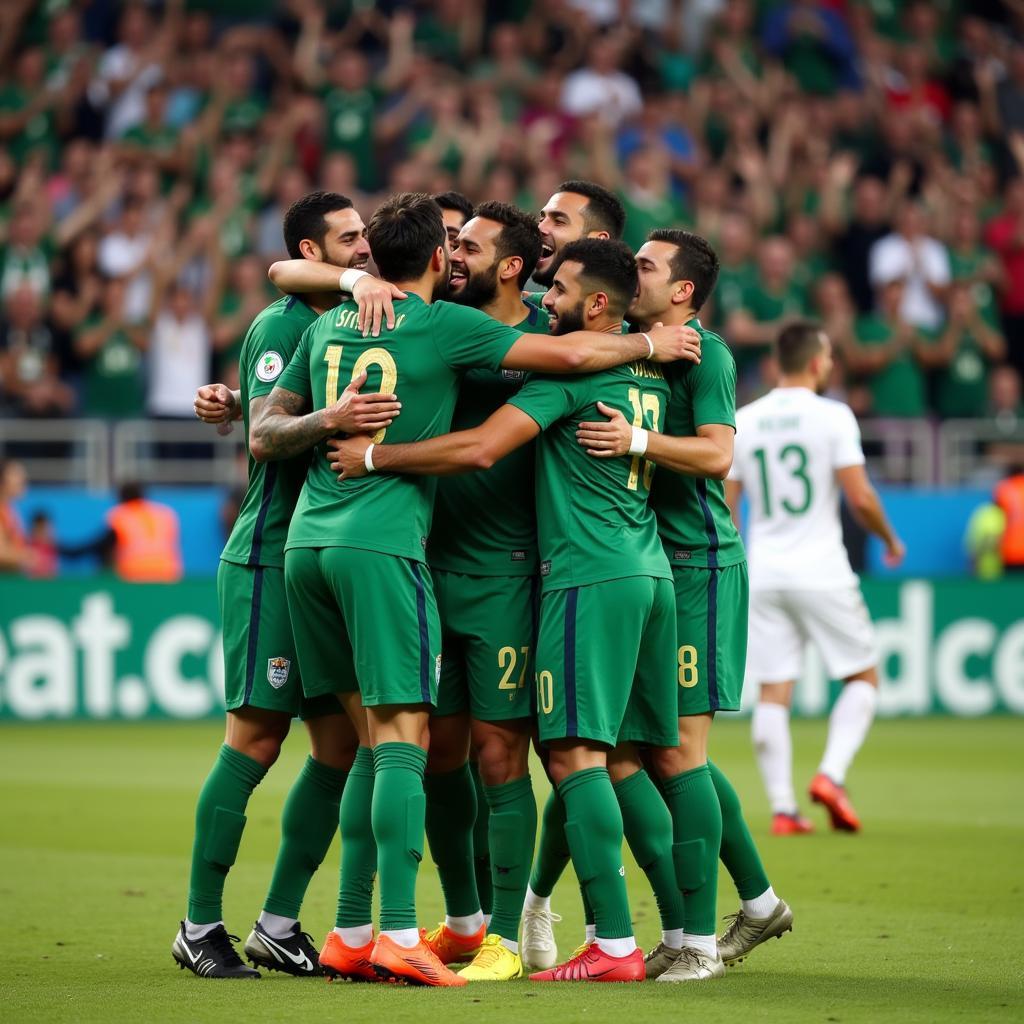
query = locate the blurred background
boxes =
[0,0,1022,722]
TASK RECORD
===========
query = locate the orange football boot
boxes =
[319,931,378,982]
[808,773,861,832]
[529,942,645,982]
[369,934,467,987]
[420,922,485,964]
[771,811,815,835]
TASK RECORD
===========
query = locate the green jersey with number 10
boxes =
[277,293,522,562]
[509,357,672,592]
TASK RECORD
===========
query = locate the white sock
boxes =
[500,936,519,953]
[681,932,717,958]
[585,924,597,944]
[257,911,297,938]
[819,680,878,785]
[595,935,637,957]
[334,924,372,947]
[741,885,779,919]
[752,702,796,815]
[446,911,485,936]
[184,919,220,941]
[523,886,550,913]
[382,928,420,948]
[662,928,684,949]
[484,914,492,930]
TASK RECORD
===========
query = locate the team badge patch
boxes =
[267,657,291,689]
[256,351,284,382]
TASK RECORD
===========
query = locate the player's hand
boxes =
[883,536,906,568]
[326,435,371,480]
[321,370,402,434]
[647,322,701,364]
[576,401,632,458]
[352,276,408,338]
[194,384,239,428]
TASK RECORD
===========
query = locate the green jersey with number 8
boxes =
[277,293,522,561]
[509,358,672,591]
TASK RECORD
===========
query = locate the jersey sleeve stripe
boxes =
[411,561,432,704]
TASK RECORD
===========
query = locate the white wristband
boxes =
[339,268,370,294]
[364,443,376,473]
[641,332,654,359]
[628,427,649,457]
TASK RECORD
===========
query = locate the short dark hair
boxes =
[367,192,446,282]
[555,238,638,318]
[433,190,474,225]
[647,228,720,312]
[473,200,543,288]
[557,180,626,239]
[776,320,826,373]
[282,191,354,260]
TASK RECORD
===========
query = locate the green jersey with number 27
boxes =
[277,294,522,561]
[509,358,672,591]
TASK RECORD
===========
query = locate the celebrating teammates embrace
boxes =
[181,182,795,987]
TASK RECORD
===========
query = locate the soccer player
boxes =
[726,320,905,834]
[416,202,550,980]
[576,229,792,978]
[330,237,678,984]
[247,193,700,987]
[173,192,402,980]
[435,190,475,251]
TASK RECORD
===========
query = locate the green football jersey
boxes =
[650,319,746,569]
[509,356,672,592]
[279,294,522,561]
[429,302,551,576]
[221,296,319,569]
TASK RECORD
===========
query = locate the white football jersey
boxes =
[730,387,865,590]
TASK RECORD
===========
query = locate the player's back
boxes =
[279,294,520,562]
[732,387,863,590]
[510,358,672,591]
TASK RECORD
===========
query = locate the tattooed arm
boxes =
[249,372,402,462]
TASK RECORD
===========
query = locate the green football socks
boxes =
[262,755,347,919]
[372,742,428,932]
[558,767,633,940]
[336,746,377,928]
[469,760,493,917]
[483,775,537,941]
[614,769,685,933]
[528,790,571,898]
[709,759,772,900]
[187,744,267,925]
[424,762,481,917]
[661,763,723,936]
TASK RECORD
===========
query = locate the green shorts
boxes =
[284,546,441,708]
[534,576,678,748]
[433,570,538,722]
[217,560,341,719]
[672,561,748,715]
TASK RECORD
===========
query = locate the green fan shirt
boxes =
[429,302,551,576]
[220,296,320,569]
[650,319,746,570]
[278,294,522,561]
[509,356,672,592]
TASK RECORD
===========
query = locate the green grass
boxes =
[1,718,1021,1023]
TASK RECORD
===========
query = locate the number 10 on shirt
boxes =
[324,343,398,443]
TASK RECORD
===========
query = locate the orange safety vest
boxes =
[107,499,182,582]
[995,475,1024,567]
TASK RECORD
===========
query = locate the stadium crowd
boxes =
[2,0,1024,421]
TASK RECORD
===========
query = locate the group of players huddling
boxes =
[174,179,901,987]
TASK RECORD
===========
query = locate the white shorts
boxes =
[746,586,877,683]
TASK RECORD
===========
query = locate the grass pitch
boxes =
[1,717,1020,1023]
